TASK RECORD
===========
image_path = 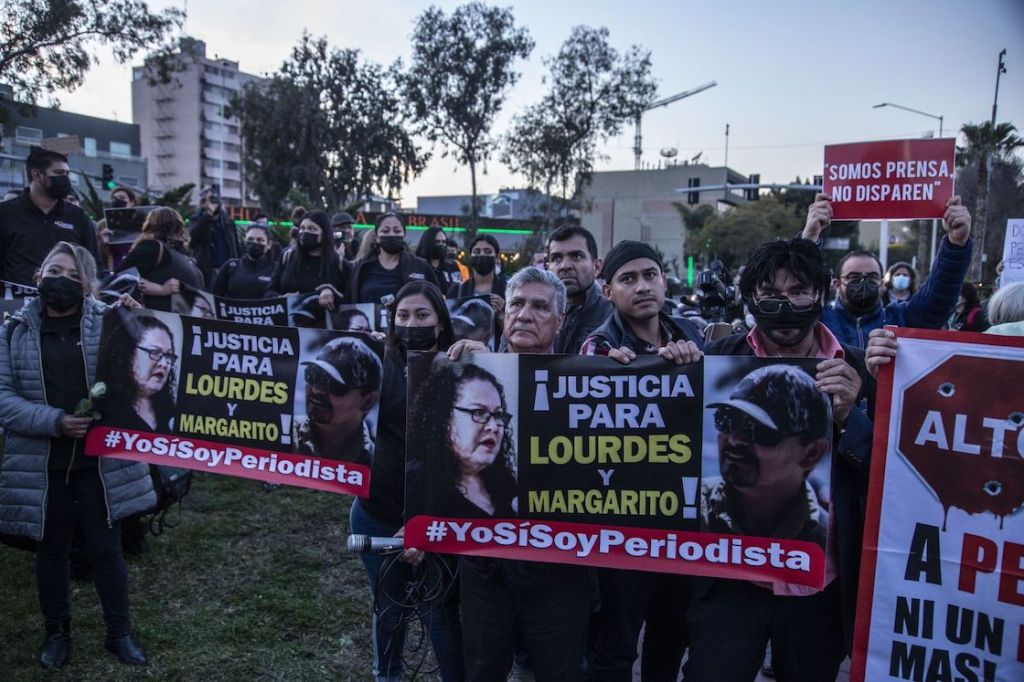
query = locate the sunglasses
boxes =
[750,295,817,315]
[713,409,784,447]
[304,365,349,396]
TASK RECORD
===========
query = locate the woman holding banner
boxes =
[349,280,464,681]
[0,242,155,668]
[116,207,203,312]
[265,210,349,306]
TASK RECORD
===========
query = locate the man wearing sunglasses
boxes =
[801,192,972,349]
[683,237,875,682]
[295,336,382,467]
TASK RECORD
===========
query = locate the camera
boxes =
[694,261,738,323]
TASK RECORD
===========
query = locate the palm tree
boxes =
[957,121,1024,281]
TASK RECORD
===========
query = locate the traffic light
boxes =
[746,174,760,201]
[101,164,115,190]
[687,177,700,205]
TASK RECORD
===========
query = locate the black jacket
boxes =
[117,239,203,312]
[554,282,613,354]
[0,191,104,285]
[362,351,408,525]
[188,208,240,283]
[265,250,350,300]
[704,331,875,653]
[211,255,277,300]
[349,251,439,303]
[582,309,705,355]
[447,273,507,300]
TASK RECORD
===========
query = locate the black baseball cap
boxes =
[708,364,831,439]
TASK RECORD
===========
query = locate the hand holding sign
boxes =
[942,195,971,246]
[801,193,834,242]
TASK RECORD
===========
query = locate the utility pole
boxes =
[723,124,730,202]
[991,49,1007,125]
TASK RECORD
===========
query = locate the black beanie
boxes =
[601,240,663,282]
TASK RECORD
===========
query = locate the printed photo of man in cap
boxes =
[294,335,383,466]
[702,361,832,548]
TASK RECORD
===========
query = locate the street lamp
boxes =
[872,102,946,272]
[872,102,944,137]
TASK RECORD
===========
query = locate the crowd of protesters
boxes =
[1,144,1022,681]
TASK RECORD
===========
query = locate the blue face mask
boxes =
[891,274,911,291]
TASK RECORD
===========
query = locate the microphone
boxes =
[346,534,405,553]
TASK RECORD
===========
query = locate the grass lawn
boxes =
[0,473,386,680]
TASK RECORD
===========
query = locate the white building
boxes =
[132,38,265,207]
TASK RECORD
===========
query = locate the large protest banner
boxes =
[170,284,382,331]
[404,353,834,587]
[1001,219,1024,288]
[447,295,495,349]
[0,279,35,321]
[823,138,955,220]
[84,308,384,496]
[852,328,1024,682]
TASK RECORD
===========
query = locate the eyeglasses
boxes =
[841,274,881,285]
[304,365,349,396]
[137,345,177,366]
[751,295,817,314]
[714,409,784,447]
[454,406,512,428]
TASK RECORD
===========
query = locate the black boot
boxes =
[39,620,70,669]
[105,633,148,666]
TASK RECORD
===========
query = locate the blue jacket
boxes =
[821,236,971,348]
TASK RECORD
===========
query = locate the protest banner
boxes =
[852,328,1024,682]
[96,268,140,305]
[0,279,36,321]
[823,138,955,220]
[1001,219,1024,288]
[404,353,834,587]
[170,284,381,330]
[84,308,385,496]
[447,295,495,349]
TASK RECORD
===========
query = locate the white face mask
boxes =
[891,274,911,291]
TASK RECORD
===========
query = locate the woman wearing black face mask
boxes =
[211,225,279,299]
[0,242,156,668]
[349,280,464,681]
[416,226,462,295]
[265,210,349,306]
[349,212,440,304]
[116,207,203,312]
[447,234,506,342]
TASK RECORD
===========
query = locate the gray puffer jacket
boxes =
[0,296,156,540]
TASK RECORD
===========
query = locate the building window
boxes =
[223,179,241,189]
[109,141,132,158]
[204,122,222,132]
[206,158,222,168]
[15,126,42,145]
[83,137,97,157]
[225,161,240,171]
[223,142,240,152]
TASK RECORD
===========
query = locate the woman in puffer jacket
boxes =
[0,241,156,669]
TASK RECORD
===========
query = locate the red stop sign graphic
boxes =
[898,355,1024,526]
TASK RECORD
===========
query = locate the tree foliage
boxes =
[957,121,1024,281]
[503,25,656,230]
[404,2,533,236]
[683,195,803,271]
[0,0,182,116]
[233,33,426,214]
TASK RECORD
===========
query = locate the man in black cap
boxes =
[0,147,104,284]
[295,336,382,466]
[331,211,360,261]
[704,364,832,545]
[581,239,702,361]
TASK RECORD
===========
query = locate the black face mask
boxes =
[427,244,445,260]
[111,198,129,209]
[470,255,496,276]
[38,276,84,312]
[378,236,405,255]
[747,296,822,335]
[298,233,320,251]
[46,175,73,201]
[393,325,437,354]
[245,242,266,259]
[843,280,880,315]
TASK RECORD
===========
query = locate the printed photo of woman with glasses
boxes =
[97,308,182,434]
[407,356,518,519]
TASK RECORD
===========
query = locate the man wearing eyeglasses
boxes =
[682,237,875,682]
[703,364,833,545]
[802,193,972,349]
[295,336,382,467]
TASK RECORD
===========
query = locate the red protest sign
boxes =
[852,328,1024,682]
[823,138,955,220]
